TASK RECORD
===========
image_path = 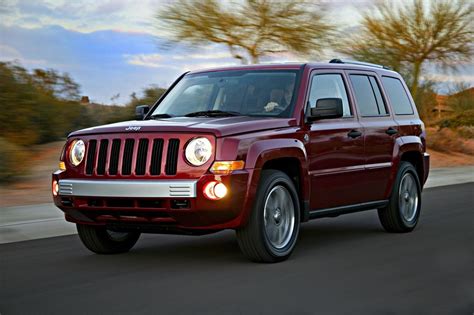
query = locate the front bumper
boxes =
[52,171,254,232]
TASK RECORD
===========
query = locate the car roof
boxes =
[187,62,399,77]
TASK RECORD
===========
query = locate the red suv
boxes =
[52,60,430,262]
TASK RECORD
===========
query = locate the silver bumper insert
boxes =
[58,179,197,198]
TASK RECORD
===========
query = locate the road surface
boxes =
[1,183,473,314]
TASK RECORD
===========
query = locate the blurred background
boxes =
[0,0,473,207]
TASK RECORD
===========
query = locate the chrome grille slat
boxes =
[59,182,73,195]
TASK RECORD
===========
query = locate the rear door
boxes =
[347,71,398,201]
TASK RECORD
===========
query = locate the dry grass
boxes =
[0,141,63,207]
[426,127,474,156]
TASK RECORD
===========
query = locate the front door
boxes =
[306,70,366,210]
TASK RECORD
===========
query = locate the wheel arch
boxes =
[243,138,310,224]
[389,136,426,197]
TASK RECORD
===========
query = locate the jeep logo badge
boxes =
[125,126,141,131]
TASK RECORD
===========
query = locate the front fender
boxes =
[246,138,308,170]
[236,138,309,226]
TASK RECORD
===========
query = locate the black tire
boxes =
[236,169,300,263]
[378,161,421,233]
[77,224,140,254]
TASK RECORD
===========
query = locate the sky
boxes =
[1,0,472,104]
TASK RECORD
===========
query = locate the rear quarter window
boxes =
[382,77,414,115]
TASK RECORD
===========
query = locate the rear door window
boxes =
[382,77,414,115]
[350,75,387,116]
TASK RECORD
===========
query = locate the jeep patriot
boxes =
[52,60,430,262]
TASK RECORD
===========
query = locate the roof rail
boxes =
[329,59,391,70]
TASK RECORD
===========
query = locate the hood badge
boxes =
[125,126,141,131]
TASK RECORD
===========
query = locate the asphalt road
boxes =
[1,183,473,315]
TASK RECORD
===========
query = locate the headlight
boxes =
[69,139,85,166]
[185,137,212,166]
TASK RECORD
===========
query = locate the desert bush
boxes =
[426,127,474,155]
[0,138,28,182]
[457,126,474,139]
[438,109,474,129]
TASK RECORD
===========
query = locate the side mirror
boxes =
[135,105,150,120]
[308,98,343,121]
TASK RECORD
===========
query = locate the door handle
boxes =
[347,130,362,138]
[386,127,398,135]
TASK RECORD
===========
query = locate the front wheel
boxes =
[378,161,421,233]
[236,170,300,263]
[77,224,140,254]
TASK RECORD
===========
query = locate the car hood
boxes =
[69,116,297,138]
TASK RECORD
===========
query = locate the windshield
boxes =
[150,70,299,118]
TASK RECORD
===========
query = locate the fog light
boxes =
[52,180,59,196]
[203,181,228,200]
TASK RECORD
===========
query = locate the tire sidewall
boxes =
[255,171,300,258]
[394,163,422,229]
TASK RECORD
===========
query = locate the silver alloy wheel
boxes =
[399,173,419,222]
[106,230,129,241]
[263,185,295,249]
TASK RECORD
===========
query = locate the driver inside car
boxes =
[264,78,295,114]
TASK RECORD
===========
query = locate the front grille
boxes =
[84,137,180,176]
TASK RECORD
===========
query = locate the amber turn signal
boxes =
[59,161,66,171]
[210,160,245,175]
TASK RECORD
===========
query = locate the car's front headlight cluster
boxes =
[185,137,212,166]
[69,139,85,166]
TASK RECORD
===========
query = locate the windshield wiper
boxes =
[149,113,173,119]
[184,110,241,117]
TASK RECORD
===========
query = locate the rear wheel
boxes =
[77,224,140,254]
[236,170,300,263]
[378,162,421,233]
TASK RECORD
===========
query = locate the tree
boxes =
[156,0,334,64]
[32,69,81,101]
[339,0,473,98]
